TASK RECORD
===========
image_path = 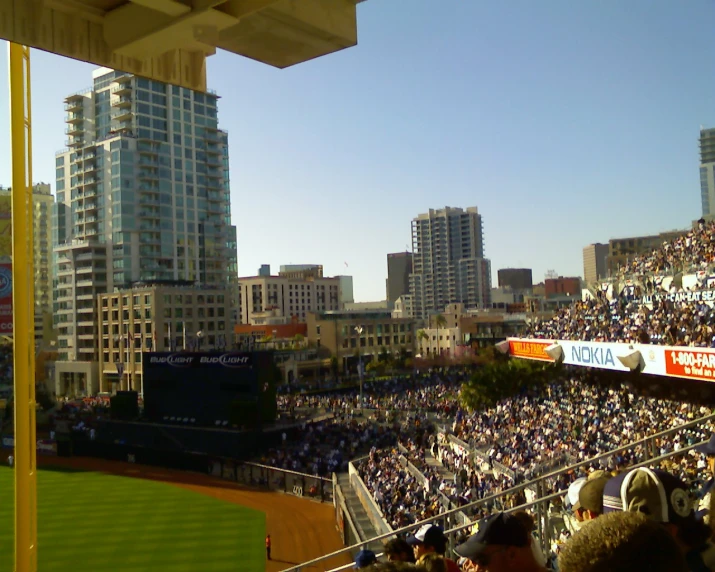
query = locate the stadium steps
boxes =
[425,449,455,482]
[336,473,386,552]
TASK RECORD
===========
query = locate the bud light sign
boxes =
[0,264,12,335]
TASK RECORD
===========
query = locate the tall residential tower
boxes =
[53,68,238,390]
[409,206,491,319]
[700,127,715,218]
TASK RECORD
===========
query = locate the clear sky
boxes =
[0,0,712,302]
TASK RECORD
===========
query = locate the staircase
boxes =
[336,473,387,552]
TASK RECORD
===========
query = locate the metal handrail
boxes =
[241,461,333,483]
[281,412,715,571]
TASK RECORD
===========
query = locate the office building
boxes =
[606,230,687,276]
[53,68,238,393]
[306,309,415,372]
[239,273,341,325]
[386,251,413,303]
[279,264,323,279]
[336,275,354,305]
[544,276,581,298]
[582,243,609,284]
[258,264,271,277]
[91,285,232,395]
[497,268,532,291]
[700,127,715,218]
[409,206,491,319]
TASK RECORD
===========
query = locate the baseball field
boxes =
[0,456,350,572]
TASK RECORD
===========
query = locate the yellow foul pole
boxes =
[9,42,37,572]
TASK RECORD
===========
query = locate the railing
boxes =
[209,460,334,503]
[348,459,393,536]
[281,412,715,571]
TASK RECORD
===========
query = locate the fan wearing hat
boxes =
[602,467,715,571]
[575,475,609,522]
[406,524,461,572]
[354,549,377,569]
[453,513,548,572]
[696,434,715,525]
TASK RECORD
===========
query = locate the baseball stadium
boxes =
[4,3,715,572]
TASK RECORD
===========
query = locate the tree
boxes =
[378,346,389,364]
[292,333,305,349]
[459,359,558,412]
[330,355,339,379]
[434,314,447,357]
[416,329,429,356]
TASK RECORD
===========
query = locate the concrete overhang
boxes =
[0,0,369,91]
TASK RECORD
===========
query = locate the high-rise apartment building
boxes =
[582,243,609,284]
[53,67,238,392]
[386,251,413,303]
[700,127,715,218]
[409,206,491,319]
[0,183,54,315]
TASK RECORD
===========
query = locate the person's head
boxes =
[602,467,710,550]
[564,478,587,522]
[355,549,378,569]
[406,525,447,560]
[417,553,446,572]
[558,511,688,572]
[453,512,535,572]
[696,434,715,473]
[370,563,424,572]
[385,538,415,563]
[576,475,609,521]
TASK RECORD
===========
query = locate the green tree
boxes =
[434,313,447,357]
[460,359,557,412]
[416,329,429,356]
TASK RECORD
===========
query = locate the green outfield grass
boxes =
[0,466,265,572]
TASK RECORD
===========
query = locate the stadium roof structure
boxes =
[0,0,370,91]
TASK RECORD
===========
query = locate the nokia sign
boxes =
[570,345,616,367]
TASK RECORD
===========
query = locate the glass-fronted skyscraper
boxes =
[53,67,238,388]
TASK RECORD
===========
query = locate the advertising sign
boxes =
[559,340,632,372]
[508,339,554,362]
[664,348,715,382]
[0,263,13,335]
[143,352,253,369]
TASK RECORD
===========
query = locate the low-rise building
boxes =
[306,310,416,373]
[238,267,342,324]
[90,284,233,395]
[392,295,414,319]
[416,326,461,357]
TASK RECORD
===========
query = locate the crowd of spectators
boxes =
[618,218,715,278]
[527,219,715,346]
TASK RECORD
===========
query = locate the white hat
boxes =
[564,477,587,509]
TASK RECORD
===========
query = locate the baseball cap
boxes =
[602,468,693,524]
[564,477,587,510]
[453,513,529,561]
[577,475,609,514]
[354,549,377,569]
[406,524,446,549]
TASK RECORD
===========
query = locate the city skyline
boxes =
[0,0,712,302]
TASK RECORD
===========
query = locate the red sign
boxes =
[508,339,553,362]
[0,263,12,335]
[664,348,715,382]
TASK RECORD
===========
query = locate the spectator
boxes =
[558,511,688,572]
[355,549,377,569]
[384,538,416,563]
[454,512,548,572]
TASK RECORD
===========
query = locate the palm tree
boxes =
[416,329,429,356]
[434,313,447,357]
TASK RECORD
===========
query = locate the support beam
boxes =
[8,42,37,572]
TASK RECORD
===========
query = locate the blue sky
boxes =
[0,0,712,302]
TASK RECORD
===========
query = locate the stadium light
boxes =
[617,349,643,372]
[544,343,564,363]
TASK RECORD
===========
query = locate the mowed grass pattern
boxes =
[0,466,265,572]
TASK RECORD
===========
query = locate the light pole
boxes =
[196,330,205,351]
[354,325,363,411]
